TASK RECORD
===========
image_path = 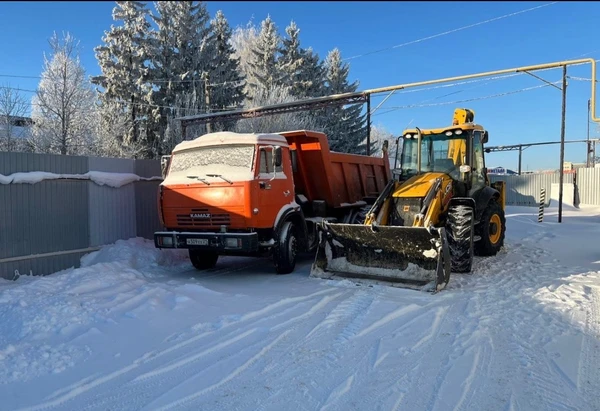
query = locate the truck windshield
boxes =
[166,144,256,183]
[400,132,467,178]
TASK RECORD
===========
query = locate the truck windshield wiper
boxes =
[186,175,210,185]
[206,174,233,184]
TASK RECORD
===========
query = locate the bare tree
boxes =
[0,85,30,151]
[30,32,97,155]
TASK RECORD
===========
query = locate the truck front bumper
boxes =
[154,231,259,253]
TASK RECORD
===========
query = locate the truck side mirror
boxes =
[274,146,282,168]
[482,130,489,144]
[161,155,171,179]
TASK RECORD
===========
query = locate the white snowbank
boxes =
[1,206,599,410]
[0,171,162,188]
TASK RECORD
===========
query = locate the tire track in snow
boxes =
[577,286,600,410]
[86,292,341,411]
[21,289,338,411]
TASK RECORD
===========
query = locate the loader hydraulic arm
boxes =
[414,178,442,227]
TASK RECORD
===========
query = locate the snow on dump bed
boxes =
[1,206,600,410]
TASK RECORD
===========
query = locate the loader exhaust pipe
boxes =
[416,127,422,176]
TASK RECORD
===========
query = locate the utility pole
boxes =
[518,145,523,175]
[204,73,212,134]
[587,98,591,167]
[558,65,567,223]
[366,94,371,156]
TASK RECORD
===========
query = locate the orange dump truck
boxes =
[154,130,391,274]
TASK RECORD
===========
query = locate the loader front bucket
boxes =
[309,222,451,293]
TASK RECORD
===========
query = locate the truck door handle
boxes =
[283,190,290,197]
[259,182,271,190]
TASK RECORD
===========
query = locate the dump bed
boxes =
[279,130,391,209]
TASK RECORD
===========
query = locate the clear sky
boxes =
[1,1,599,170]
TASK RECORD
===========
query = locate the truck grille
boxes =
[176,208,231,227]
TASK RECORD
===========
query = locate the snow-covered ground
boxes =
[1,205,599,411]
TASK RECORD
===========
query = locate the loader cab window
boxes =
[400,132,464,179]
[471,131,486,190]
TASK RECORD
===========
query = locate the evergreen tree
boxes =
[92,1,154,158]
[278,22,325,99]
[206,10,246,131]
[245,16,283,98]
[322,48,366,154]
[150,1,212,152]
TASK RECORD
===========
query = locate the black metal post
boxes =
[366,94,371,156]
[587,99,591,167]
[558,65,567,223]
[518,145,522,175]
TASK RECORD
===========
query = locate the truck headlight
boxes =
[225,238,241,248]
[161,236,174,247]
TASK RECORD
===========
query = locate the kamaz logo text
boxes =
[190,213,211,219]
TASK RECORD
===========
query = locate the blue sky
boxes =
[1,1,599,170]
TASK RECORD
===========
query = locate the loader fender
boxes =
[471,186,500,221]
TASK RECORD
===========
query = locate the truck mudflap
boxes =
[309,222,451,293]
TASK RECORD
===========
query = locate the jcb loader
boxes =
[310,108,506,292]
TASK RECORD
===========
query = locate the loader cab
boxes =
[396,125,489,194]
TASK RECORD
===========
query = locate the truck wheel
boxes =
[446,204,474,273]
[475,200,506,256]
[189,249,219,270]
[273,221,297,275]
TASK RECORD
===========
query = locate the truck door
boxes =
[256,146,293,228]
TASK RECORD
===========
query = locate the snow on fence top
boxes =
[0,171,162,188]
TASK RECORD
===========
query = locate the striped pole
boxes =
[538,188,546,223]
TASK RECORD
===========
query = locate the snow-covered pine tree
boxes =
[149,1,214,152]
[278,22,325,99]
[206,10,246,131]
[92,1,154,158]
[322,48,367,154]
[230,20,259,99]
[30,32,97,156]
[245,16,283,99]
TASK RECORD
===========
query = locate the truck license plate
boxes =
[186,238,208,246]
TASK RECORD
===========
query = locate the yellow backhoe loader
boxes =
[310,108,506,292]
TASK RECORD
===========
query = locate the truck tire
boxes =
[273,221,297,275]
[475,200,506,256]
[446,204,474,273]
[189,249,219,270]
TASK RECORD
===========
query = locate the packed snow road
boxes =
[1,206,599,411]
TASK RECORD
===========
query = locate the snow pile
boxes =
[0,171,162,188]
[0,205,599,410]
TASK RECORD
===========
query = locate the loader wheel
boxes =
[446,204,474,273]
[189,249,219,270]
[273,221,297,275]
[475,200,506,256]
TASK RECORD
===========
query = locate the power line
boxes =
[343,1,560,61]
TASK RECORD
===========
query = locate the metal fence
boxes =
[489,172,575,206]
[0,151,162,280]
[576,167,600,206]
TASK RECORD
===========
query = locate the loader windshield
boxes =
[400,132,467,178]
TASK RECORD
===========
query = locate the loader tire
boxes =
[274,221,297,275]
[189,249,219,270]
[446,204,474,273]
[475,200,506,256]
